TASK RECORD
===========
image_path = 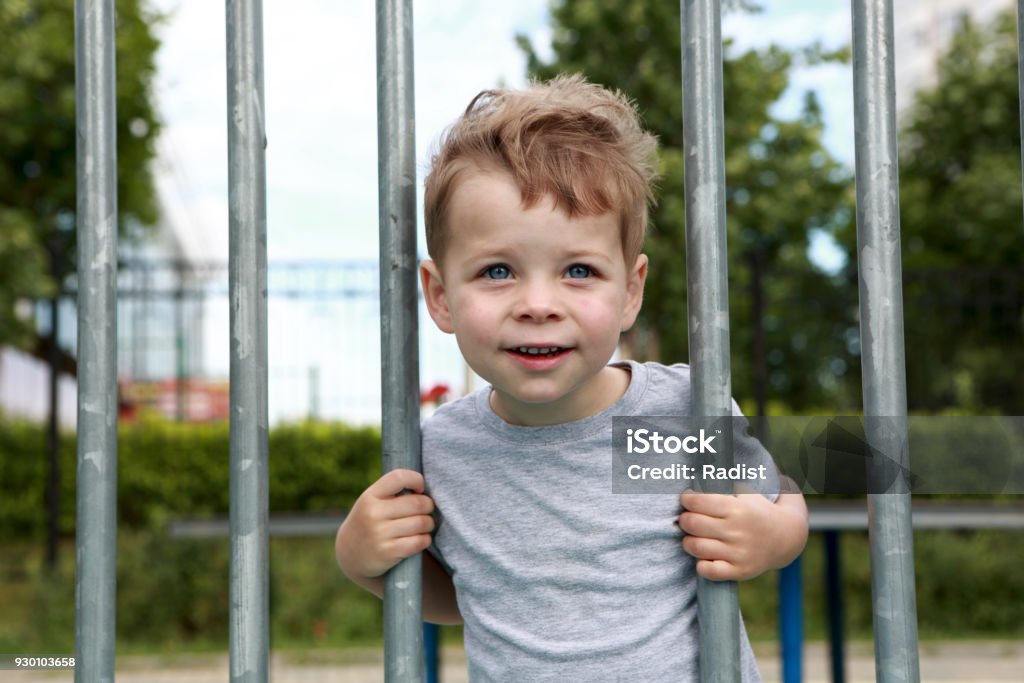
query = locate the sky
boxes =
[146,0,855,423]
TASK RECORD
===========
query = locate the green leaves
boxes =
[0,0,162,347]
[894,10,1024,412]
[519,0,857,410]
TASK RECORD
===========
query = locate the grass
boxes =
[2,528,1023,652]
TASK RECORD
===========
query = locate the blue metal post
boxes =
[74,1,118,679]
[226,0,270,680]
[423,623,440,683]
[778,558,803,683]
[824,530,846,683]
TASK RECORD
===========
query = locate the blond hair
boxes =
[423,74,658,265]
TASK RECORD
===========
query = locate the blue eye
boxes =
[484,264,511,280]
[566,264,592,279]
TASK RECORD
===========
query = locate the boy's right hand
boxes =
[335,468,436,582]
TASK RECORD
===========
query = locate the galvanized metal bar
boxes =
[1018,0,1024,227]
[226,0,269,680]
[850,1,921,682]
[74,0,118,680]
[681,1,741,681]
[375,1,423,681]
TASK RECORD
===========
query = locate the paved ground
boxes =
[7,641,1024,682]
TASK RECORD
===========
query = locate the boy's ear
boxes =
[420,259,455,334]
[621,253,648,332]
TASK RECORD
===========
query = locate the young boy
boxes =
[336,74,808,681]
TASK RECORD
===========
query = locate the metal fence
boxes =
[71,1,1024,683]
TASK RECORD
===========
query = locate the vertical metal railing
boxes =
[74,0,119,680]
[1018,0,1024,226]
[226,0,270,680]
[375,0,424,681]
[851,1,921,682]
[681,1,741,681]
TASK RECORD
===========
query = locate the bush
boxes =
[2,414,1023,649]
[0,415,382,538]
[0,534,387,651]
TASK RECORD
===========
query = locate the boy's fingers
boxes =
[371,468,426,497]
[380,493,435,519]
[694,558,739,582]
[677,511,724,539]
[681,535,729,561]
[387,533,433,561]
[387,514,436,539]
[679,489,733,518]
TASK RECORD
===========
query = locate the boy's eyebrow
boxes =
[562,249,615,263]
[466,248,616,264]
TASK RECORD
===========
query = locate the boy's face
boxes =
[421,169,647,426]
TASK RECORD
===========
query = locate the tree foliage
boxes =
[887,10,1024,412]
[0,0,162,348]
[518,0,857,411]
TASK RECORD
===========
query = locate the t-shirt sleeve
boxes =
[730,398,782,502]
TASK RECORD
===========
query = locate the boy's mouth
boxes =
[508,346,570,358]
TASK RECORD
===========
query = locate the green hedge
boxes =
[2,415,1023,649]
[1,535,391,652]
[0,415,382,538]
[3,530,1022,651]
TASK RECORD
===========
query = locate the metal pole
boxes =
[74,0,118,679]
[1017,0,1024,227]
[375,0,423,681]
[681,1,741,680]
[175,264,186,421]
[778,559,803,683]
[226,0,269,680]
[824,530,846,683]
[850,2,921,682]
[46,289,61,571]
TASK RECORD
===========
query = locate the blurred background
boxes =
[1,0,1022,677]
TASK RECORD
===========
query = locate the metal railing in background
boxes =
[1018,0,1024,227]
[851,1,920,682]
[226,0,270,681]
[74,1,119,680]
[375,0,425,681]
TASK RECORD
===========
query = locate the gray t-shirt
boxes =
[422,360,777,682]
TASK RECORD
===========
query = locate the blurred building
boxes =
[893,0,1013,112]
[0,200,217,426]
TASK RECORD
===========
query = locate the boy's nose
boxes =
[512,281,564,322]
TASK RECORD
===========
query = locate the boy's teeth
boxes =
[517,346,561,355]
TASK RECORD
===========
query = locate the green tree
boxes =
[518,0,858,411]
[885,11,1024,412]
[0,0,162,348]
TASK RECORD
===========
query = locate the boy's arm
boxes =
[339,552,461,625]
[335,468,463,624]
[423,551,462,624]
[677,481,808,582]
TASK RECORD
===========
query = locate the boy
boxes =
[336,75,808,681]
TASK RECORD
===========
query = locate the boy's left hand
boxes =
[678,487,808,582]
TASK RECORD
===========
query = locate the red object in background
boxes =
[420,383,450,406]
[118,382,138,421]
[119,378,231,422]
